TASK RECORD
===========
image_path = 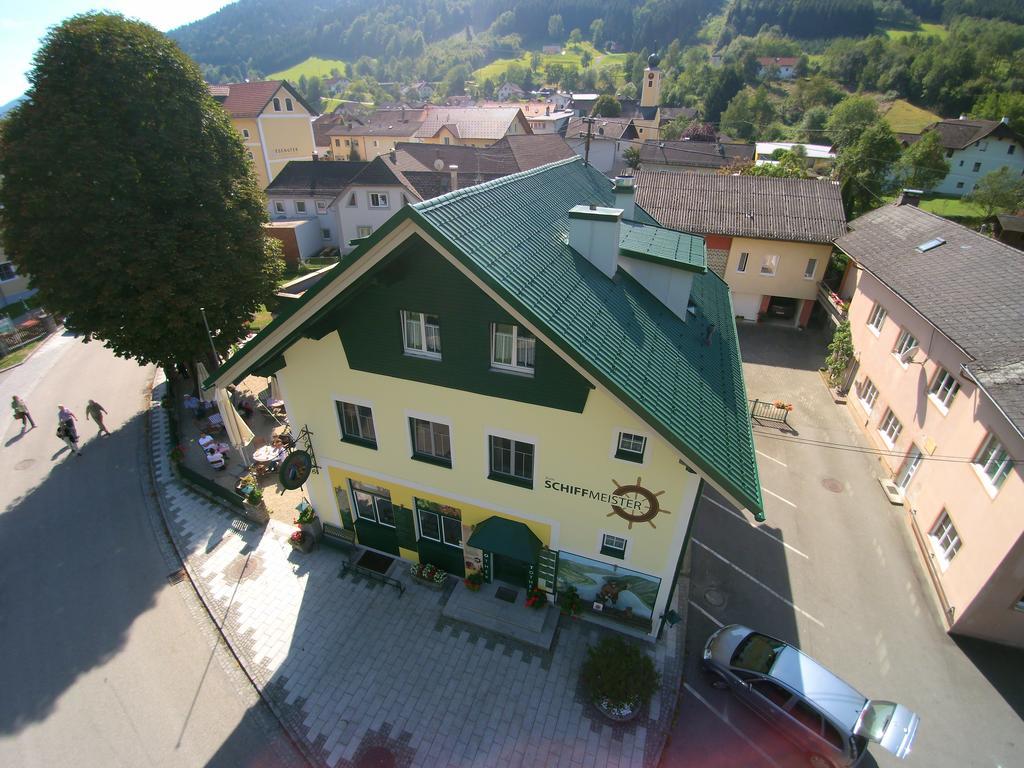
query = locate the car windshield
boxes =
[856,701,897,741]
[731,632,788,673]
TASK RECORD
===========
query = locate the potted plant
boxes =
[581,636,660,722]
[294,499,322,541]
[289,529,313,553]
[241,484,270,525]
[463,570,485,591]
[525,586,547,609]
[559,585,583,617]
[410,562,448,589]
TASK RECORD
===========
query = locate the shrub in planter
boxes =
[581,636,660,720]
[463,570,484,591]
[559,585,583,617]
[525,586,547,609]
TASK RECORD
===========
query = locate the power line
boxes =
[751,428,1019,464]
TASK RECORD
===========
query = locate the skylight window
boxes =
[916,238,946,253]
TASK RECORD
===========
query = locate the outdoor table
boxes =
[252,445,279,463]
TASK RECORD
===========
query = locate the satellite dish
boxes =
[433,158,445,171]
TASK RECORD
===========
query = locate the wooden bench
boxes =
[322,523,357,557]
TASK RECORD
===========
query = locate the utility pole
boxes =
[578,116,596,166]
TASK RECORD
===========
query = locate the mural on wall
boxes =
[556,551,661,623]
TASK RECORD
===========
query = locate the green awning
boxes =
[467,516,542,563]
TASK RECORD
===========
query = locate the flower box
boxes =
[410,562,448,589]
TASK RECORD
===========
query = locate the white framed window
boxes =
[929,510,961,570]
[491,322,535,374]
[401,310,441,359]
[600,533,627,560]
[1,262,18,282]
[928,368,961,411]
[867,303,887,335]
[488,435,535,486]
[857,377,879,414]
[322,228,331,240]
[972,162,981,172]
[316,200,328,214]
[736,252,749,273]
[368,192,389,208]
[803,258,817,279]
[295,201,307,214]
[893,329,919,364]
[273,201,285,214]
[879,408,902,448]
[272,97,281,111]
[416,499,462,547]
[759,253,779,276]
[974,434,1011,493]
[977,140,987,151]
[356,225,372,238]
[417,507,441,541]
[336,401,376,448]
[615,432,647,463]
[443,137,450,145]
[242,129,250,139]
[410,417,452,467]
[285,97,294,111]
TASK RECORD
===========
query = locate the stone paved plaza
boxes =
[148,371,684,768]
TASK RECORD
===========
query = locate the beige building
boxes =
[210,80,317,187]
[836,202,1024,648]
[328,107,532,161]
[635,172,846,326]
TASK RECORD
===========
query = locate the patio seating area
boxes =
[172,371,308,525]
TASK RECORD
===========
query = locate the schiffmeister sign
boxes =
[545,476,668,529]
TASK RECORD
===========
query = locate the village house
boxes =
[638,140,756,173]
[209,80,317,187]
[911,116,1024,197]
[206,159,763,643]
[0,243,36,317]
[565,116,638,177]
[754,142,836,175]
[757,56,799,79]
[835,200,1024,648]
[635,172,846,327]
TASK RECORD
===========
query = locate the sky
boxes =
[0,1,233,105]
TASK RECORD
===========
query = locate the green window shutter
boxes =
[395,505,417,550]
[537,547,558,593]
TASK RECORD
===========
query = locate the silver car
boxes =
[703,625,920,768]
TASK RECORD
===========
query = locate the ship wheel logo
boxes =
[608,476,667,529]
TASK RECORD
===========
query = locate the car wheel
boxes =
[806,753,836,768]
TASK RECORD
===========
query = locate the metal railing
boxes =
[749,398,791,425]
[817,283,849,320]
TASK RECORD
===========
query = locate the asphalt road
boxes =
[661,324,1023,768]
[0,333,304,768]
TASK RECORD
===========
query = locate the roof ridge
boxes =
[412,156,582,212]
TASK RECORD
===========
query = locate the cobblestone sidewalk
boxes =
[149,372,684,768]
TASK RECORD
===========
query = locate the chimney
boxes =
[568,204,623,278]
[1001,116,1010,125]
[613,176,635,220]
[448,164,459,192]
[312,152,318,161]
[389,149,397,163]
[401,106,406,123]
[896,188,922,207]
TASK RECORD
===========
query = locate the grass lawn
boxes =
[0,338,43,371]
[885,23,947,41]
[919,194,984,219]
[248,306,274,332]
[269,57,349,81]
[473,42,627,88]
[882,99,940,133]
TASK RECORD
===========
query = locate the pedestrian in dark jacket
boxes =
[86,399,110,435]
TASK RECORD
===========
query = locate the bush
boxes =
[581,635,660,711]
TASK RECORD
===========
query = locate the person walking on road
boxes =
[86,399,110,435]
[56,404,82,456]
[11,396,36,431]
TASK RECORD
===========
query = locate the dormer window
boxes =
[285,98,294,111]
[272,97,281,112]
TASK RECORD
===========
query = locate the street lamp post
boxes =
[199,306,219,365]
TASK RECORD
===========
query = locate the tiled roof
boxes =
[495,135,577,171]
[836,204,1024,435]
[659,107,698,123]
[619,223,706,273]
[212,80,314,118]
[566,116,636,141]
[412,159,762,515]
[328,109,424,137]
[634,170,847,244]
[388,142,518,174]
[400,171,505,199]
[211,159,763,516]
[414,107,527,140]
[638,140,755,169]
[757,57,799,67]
[264,160,369,196]
[312,113,343,148]
[996,213,1024,233]
[927,118,1021,150]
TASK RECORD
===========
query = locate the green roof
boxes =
[210,157,762,517]
[412,158,762,516]
[618,222,707,273]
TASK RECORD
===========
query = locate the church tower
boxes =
[640,53,662,108]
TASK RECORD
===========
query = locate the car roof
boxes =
[770,647,867,731]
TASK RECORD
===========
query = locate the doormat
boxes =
[495,586,518,603]
[356,550,394,575]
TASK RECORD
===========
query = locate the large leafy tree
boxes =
[965,167,1024,218]
[0,14,282,367]
[835,121,902,216]
[895,131,950,191]
[825,95,881,151]
[592,95,622,118]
